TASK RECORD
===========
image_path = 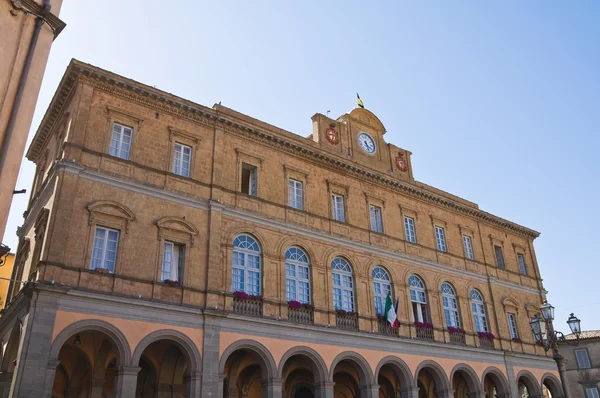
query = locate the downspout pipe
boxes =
[0,0,51,175]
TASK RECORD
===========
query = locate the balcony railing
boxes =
[288,306,313,324]
[477,335,495,349]
[449,330,466,345]
[378,319,399,336]
[336,312,358,331]
[415,326,434,341]
[233,297,263,317]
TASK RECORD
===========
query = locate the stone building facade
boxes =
[0,0,65,244]
[560,332,600,398]
[0,60,564,397]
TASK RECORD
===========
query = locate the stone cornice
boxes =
[28,60,540,238]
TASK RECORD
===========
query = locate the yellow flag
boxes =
[357,93,364,109]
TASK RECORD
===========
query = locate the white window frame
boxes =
[470,290,488,332]
[172,142,192,177]
[289,178,304,210]
[372,267,392,315]
[162,241,184,283]
[331,257,355,312]
[435,226,447,252]
[109,122,132,160]
[285,247,310,303]
[441,282,461,328]
[232,235,261,295]
[90,226,119,273]
[241,163,258,196]
[507,313,519,339]
[404,216,416,243]
[409,275,428,322]
[586,388,599,398]
[575,349,592,369]
[332,194,345,223]
[463,235,474,260]
[370,205,383,233]
[517,253,527,275]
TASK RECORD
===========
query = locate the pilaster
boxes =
[400,387,419,398]
[359,384,380,398]
[115,365,140,398]
[262,377,282,398]
[314,381,335,398]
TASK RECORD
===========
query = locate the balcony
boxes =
[415,324,434,341]
[448,329,466,345]
[288,306,314,324]
[336,311,358,331]
[476,334,495,349]
[378,318,399,337]
[233,295,263,317]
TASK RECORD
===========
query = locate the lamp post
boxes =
[530,301,582,398]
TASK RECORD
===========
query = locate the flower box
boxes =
[414,322,434,329]
[233,291,263,302]
[163,279,180,287]
[477,331,495,339]
[93,267,110,274]
[287,300,312,310]
[448,326,465,334]
[511,337,522,343]
[335,309,357,316]
[377,314,386,321]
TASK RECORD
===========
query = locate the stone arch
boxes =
[0,322,22,372]
[328,351,375,385]
[541,373,564,398]
[87,200,136,233]
[450,363,482,394]
[219,339,277,380]
[414,360,451,392]
[131,329,202,374]
[368,262,395,282]
[481,366,510,398]
[516,370,542,397]
[155,216,199,246]
[346,108,387,132]
[50,319,131,365]
[374,356,414,388]
[278,346,328,383]
[323,249,361,275]
[222,225,269,253]
[276,237,317,264]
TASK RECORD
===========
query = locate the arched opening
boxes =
[415,363,448,398]
[330,354,372,398]
[50,330,119,398]
[517,372,541,398]
[0,323,22,391]
[222,345,275,398]
[375,358,413,398]
[452,371,469,398]
[482,368,510,398]
[135,339,190,397]
[280,348,326,398]
[542,374,563,398]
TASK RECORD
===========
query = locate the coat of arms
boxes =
[396,152,408,172]
[326,124,339,144]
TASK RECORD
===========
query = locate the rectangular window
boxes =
[370,205,383,233]
[576,349,592,369]
[495,245,505,269]
[517,253,527,275]
[404,216,416,243]
[507,313,519,339]
[172,142,192,177]
[289,179,304,210]
[91,227,119,273]
[435,226,447,252]
[587,388,599,398]
[162,241,185,283]
[241,163,257,196]
[109,122,132,160]
[332,194,345,222]
[463,235,474,260]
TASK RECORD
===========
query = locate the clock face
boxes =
[358,133,376,154]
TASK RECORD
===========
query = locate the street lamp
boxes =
[530,301,582,398]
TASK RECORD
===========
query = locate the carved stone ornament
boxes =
[325,124,339,145]
[395,152,408,172]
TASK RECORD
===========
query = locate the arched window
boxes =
[470,289,488,332]
[372,267,391,315]
[408,275,429,322]
[331,257,355,312]
[232,234,261,295]
[441,282,460,327]
[285,246,310,303]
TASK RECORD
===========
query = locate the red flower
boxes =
[511,337,522,343]
[233,291,249,300]
[477,331,495,339]
[414,322,434,329]
[288,300,302,309]
[448,326,465,334]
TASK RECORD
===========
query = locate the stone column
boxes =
[90,378,105,398]
[314,381,335,398]
[359,384,380,398]
[114,365,140,398]
[185,371,202,397]
[468,390,486,398]
[437,388,454,398]
[399,386,419,398]
[200,314,221,397]
[262,377,283,398]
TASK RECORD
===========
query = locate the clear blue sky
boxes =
[6,1,600,330]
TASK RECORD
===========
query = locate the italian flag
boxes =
[384,295,399,328]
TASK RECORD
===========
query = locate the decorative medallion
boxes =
[395,152,408,172]
[326,124,339,145]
